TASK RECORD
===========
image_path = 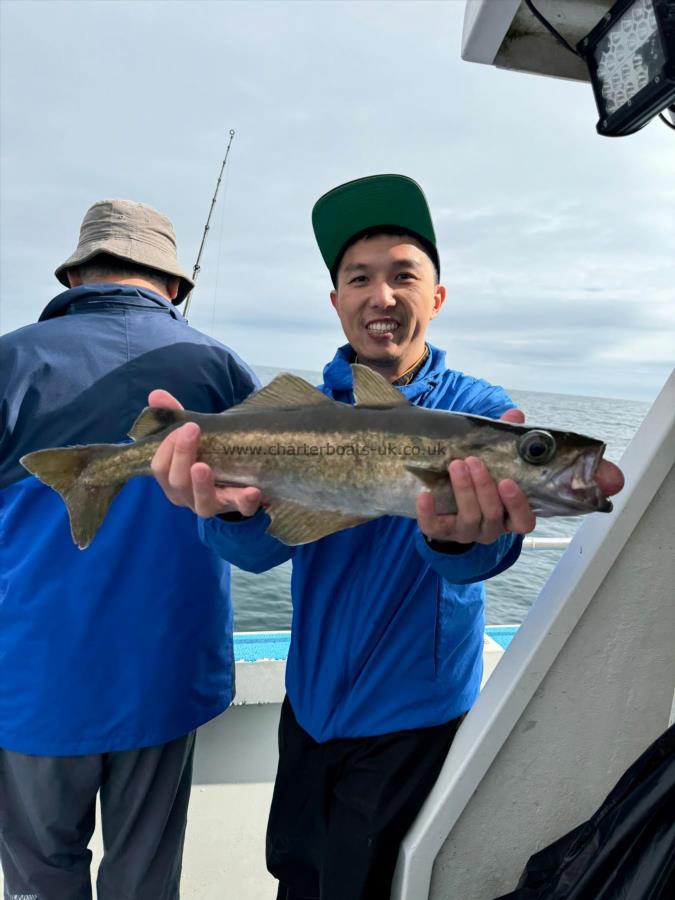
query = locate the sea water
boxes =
[231,365,649,631]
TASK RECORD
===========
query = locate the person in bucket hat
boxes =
[54,198,195,303]
[146,174,624,900]
[0,199,257,899]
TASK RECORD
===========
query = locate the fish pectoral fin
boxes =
[128,407,193,440]
[404,463,448,487]
[405,464,457,515]
[351,364,410,408]
[266,498,373,545]
[231,374,333,413]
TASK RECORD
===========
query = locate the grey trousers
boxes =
[0,731,195,900]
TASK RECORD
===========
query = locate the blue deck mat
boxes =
[234,632,290,662]
[235,625,520,662]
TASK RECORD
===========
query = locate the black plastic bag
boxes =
[494,723,675,900]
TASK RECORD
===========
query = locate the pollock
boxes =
[21,365,613,549]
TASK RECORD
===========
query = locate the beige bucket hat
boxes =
[55,199,194,303]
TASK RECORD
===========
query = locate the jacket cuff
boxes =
[424,537,476,555]
[217,510,250,522]
[415,530,522,585]
[201,506,269,541]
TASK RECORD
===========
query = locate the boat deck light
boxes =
[578,0,675,136]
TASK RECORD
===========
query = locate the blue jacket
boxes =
[201,343,522,742]
[0,284,257,755]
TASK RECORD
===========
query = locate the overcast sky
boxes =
[1,0,673,401]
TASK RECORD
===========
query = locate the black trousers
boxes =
[267,698,464,900]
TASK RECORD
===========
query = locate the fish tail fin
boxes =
[20,444,126,549]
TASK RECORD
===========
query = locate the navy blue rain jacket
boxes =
[200,343,523,742]
[0,284,257,755]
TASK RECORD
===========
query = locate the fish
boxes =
[20,364,613,549]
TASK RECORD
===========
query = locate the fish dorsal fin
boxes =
[233,374,332,413]
[266,497,373,545]
[129,407,193,440]
[351,364,410,408]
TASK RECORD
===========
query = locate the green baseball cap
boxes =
[311,174,439,283]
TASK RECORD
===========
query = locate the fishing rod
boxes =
[182,128,236,321]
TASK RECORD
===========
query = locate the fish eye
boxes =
[518,430,557,465]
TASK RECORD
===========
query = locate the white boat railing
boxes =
[521,536,572,550]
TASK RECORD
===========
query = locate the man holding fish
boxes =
[146,175,624,900]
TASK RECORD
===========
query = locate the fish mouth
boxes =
[530,444,613,517]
